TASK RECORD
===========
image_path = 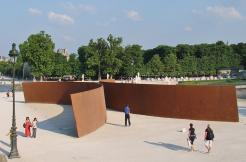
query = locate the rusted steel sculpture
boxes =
[22,81,238,138]
[102,82,238,122]
[71,86,106,137]
[22,82,107,137]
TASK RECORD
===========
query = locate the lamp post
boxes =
[8,43,20,159]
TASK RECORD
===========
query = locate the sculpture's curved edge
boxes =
[71,86,107,137]
[22,82,106,137]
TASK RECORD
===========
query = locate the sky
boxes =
[0,0,246,56]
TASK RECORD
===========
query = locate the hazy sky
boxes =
[0,0,246,56]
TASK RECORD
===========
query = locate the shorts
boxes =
[189,136,196,145]
[205,140,213,147]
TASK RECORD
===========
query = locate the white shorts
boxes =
[205,140,213,147]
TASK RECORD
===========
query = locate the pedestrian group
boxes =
[187,123,215,153]
[23,117,38,138]
[123,104,215,153]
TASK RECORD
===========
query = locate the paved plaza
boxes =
[0,92,245,162]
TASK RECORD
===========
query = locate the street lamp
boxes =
[8,43,20,159]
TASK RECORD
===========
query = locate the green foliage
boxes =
[68,53,81,77]
[0,61,12,76]
[143,45,174,63]
[52,53,70,77]
[179,55,197,76]
[5,31,244,80]
[146,55,164,76]
[119,44,143,77]
[19,31,55,78]
[163,52,180,76]
[102,34,123,77]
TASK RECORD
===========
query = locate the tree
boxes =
[231,43,246,68]
[163,52,180,76]
[146,54,164,76]
[19,31,55,78]
[176,44,194,59]
[143,45,175,63]
[0,61,12,76]
[179,55,197,76]
[120,44,143,78]
[102,34,123,78]
[52,53,70,77]
[78,45,91,75]
[68,53,81,77]
[87,38,108,79]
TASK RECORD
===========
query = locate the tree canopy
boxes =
[1,31,245,80]
[19,31,55,78]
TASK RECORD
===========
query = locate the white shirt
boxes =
[32,120,38,128]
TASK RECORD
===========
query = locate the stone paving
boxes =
[0,92,245,162]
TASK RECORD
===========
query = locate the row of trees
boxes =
[78,35,245,78]
[1,31,246,79]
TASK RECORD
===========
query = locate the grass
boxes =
[179,79,246,85]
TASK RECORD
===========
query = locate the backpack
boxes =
[207,129,214,140]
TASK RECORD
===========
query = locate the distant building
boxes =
[0,56,10,62]
[57,48,70,61]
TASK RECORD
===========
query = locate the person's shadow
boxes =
[144,141,190,152]
[106,122,125,127]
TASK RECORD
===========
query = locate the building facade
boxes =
[57,48,70,61]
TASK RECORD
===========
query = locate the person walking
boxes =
[204,124,214,153]
[188,123,196,151]
[32,118,38,138]
[124,104,131,126]
[24,117,31,137]
[6,91,10,98]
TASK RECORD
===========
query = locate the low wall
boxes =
[102,82,239,122]
[22,82,107,137]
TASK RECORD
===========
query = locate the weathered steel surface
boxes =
[22,82,100,105]
[22,82,107,137]
[102,83,239,122]
[71,86,107,137]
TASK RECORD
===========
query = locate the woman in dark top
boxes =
[188,123,196,151]
[204,124,214,153]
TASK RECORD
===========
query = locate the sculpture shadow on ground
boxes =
[38,105,77,137]
[239,107,246,117]
[144,141,190,152]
